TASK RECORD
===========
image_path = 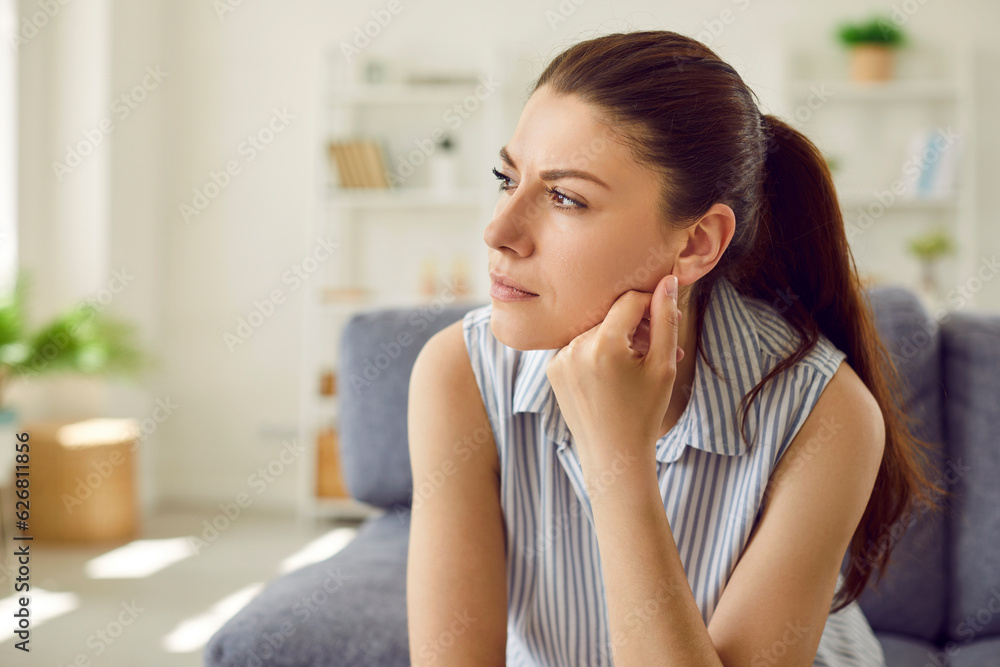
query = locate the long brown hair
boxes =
[531,30,947,613]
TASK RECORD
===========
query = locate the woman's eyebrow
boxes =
[499,146,610,190]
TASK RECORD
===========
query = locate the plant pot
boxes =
[849,44,894,83]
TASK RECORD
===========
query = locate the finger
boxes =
[648,274,680,371]
[601,289,653,349]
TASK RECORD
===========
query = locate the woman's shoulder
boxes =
[740,294,847,380]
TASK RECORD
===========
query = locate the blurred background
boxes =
[0,0,997,664]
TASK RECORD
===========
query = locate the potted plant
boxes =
[907,228,955,305]
[836,15,906,83]
[0,271,150,487]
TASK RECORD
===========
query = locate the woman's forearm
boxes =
[586,449,724,667]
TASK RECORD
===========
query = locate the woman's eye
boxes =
[492,167,513,192]
[545,187,585,210]
[491,166,587,212]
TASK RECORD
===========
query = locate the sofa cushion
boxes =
[338,303,484,509]
[941,310,1000,643]
[849,286,948,641]
[876,632,951,667]
[204,511,412,667]
[947,636,1000,667]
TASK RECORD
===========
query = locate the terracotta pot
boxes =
[849,44,894,83]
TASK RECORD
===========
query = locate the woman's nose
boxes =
[483,187,540,255]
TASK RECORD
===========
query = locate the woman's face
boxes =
[485,84,678,351]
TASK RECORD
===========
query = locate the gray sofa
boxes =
[205,285,1000,666]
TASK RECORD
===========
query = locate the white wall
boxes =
[16,0,1000,513]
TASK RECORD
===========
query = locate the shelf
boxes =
[788,79,960,102]
[307,496,384,521]
[837,191,958,211]
[329,81,483,106]
[326,187,486,209]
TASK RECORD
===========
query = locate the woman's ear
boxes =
[672,203,736,285]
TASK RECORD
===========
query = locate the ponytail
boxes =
[740,114,949,612]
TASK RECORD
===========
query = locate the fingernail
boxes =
[665,275,678,301]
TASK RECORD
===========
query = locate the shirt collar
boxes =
[511,275,763,463]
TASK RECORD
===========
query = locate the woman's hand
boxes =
[546,274,684,485]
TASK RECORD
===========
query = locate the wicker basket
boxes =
[22,418,140,543]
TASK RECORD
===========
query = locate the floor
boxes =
[0,506,368,667]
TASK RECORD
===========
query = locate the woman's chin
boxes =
[489,314,551,352]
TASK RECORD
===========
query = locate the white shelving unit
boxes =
[297,49,513,521]
[782,44,977,311]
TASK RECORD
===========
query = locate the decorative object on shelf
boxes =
[899,127,961,201]
[328,138,390,188]
[0,271,151,491]
[402,71,481,86]
[321,286,370,303]
[430,134,459,194]
[419,257,438,300]
[450,256,469,300]
[316,425,350,498]
[319,368,337,397]
[907,227,955,307]
[362,57,388,85]
[836,15,905,83]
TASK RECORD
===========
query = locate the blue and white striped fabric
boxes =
[462,275,886,667]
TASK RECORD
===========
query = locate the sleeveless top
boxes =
[461,275,886,667]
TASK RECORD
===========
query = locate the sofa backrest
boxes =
[940,309,1000,649]
[338,302,486,510]
[851,286,948,642]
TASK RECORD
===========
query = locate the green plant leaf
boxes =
[836,15,906,47]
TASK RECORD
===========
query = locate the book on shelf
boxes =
[898,127,961,201]
[328,139,391,189]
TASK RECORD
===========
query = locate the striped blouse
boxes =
[461,275,886,667]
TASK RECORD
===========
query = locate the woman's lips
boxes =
[490,280,539,302]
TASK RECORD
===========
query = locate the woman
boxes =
[406,30,945,666]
